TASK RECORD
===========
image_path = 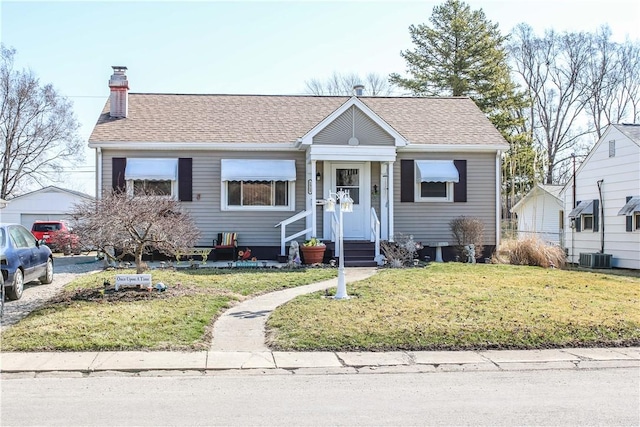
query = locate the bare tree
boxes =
[583,27,640,138]
[509,25,640,184]
[70,191,200,273]
[0,45,83,199]
[509,25,594,184]
[305,71,395,96]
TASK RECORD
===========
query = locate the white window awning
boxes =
[415,160,459,183]
[568,200,593,218]
[221,159,296,181]
[125,158,178,181]
[618,196,640,215]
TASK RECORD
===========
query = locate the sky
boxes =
[2,0,639,196]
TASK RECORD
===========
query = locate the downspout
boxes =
[388,162,394,241]
[96,147,102,200]
[496,151,501,250]
[597,179,604,253]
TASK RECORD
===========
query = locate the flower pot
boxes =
[301,246,325,264]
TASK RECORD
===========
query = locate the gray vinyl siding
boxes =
[102,150,307,247]
[314,106,395,146]
[394,152,497,245]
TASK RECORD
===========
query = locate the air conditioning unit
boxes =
[579,253,612,269]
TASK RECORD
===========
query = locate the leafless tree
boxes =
[509,25,640,184]
[509,25,594,184]
[583,27,640,138]
[305,72,395,96]
[70,191,200,273]
[0,45,83,199]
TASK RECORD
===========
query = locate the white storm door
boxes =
[328,162,370,240]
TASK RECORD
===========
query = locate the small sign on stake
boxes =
[115,274,152,291]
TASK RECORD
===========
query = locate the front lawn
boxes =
[0,268,337,351]
[266,264,640,351]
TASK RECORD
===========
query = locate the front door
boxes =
[324,162,370,240]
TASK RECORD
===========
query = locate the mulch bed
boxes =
[50,282,197,304]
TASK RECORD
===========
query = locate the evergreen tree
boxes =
[390,0,537,216]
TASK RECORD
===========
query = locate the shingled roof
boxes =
[89,93,507,147]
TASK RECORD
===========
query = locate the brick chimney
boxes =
[109,66,129,118]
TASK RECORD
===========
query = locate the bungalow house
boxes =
[561,123,640,269]
[88,66,508,265]
[510,184,564,245]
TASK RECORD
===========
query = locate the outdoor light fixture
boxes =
[316,171,321,181]
[324,189,353,299]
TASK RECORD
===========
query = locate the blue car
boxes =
[0,223,54,301]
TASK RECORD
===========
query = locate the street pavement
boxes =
[1,266,639,377]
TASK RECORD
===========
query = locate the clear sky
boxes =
[2,0,639,196]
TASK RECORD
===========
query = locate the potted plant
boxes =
[300,237,326,264]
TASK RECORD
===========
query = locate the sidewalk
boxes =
[1,267,639,377]
[2,347,638,376]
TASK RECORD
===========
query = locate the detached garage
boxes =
[0,186,93,228]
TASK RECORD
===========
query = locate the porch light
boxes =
[325,195,336,212]
[340,194,354,213]
[316,171,321,181]
[324,189,353,300]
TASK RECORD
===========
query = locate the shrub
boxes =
[498,237,566,268]
[449,216,484,259]
[381,233,422,267]
[47,230,81,255]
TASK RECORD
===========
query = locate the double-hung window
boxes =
[414,160,459,202]
[125,158,178,197]
[221,159,296,211]
[568,200,598,232]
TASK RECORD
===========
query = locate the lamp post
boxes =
[324,190,353,300]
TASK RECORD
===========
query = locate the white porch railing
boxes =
[274,210,313,256]
[370,207,381,261]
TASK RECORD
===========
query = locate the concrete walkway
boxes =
[1,267,639,377]
[210,267,377,351]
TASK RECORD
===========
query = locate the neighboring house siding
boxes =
[563,126,640,269]
[313,106,395,146]
[393,151,497,245]
[101,150,307,247]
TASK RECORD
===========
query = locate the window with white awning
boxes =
[125,158,178,196]
[220,159,296,211]
[414,160,459,202]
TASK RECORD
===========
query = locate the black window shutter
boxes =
[626,196,633,232]
[453,160,467,202]
[593,199,599,232]
[178,158,193,202]
[575,200,581,232]
[112,158,126,193]
[400,160,414,202]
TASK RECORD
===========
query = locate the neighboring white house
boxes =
[510,184,564,245]
[561,124,640,269]
[0,186,94,229]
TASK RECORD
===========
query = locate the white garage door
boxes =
[20,214,70,230]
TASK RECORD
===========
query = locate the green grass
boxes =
[266,264,640,351]
[1,268,337,352]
